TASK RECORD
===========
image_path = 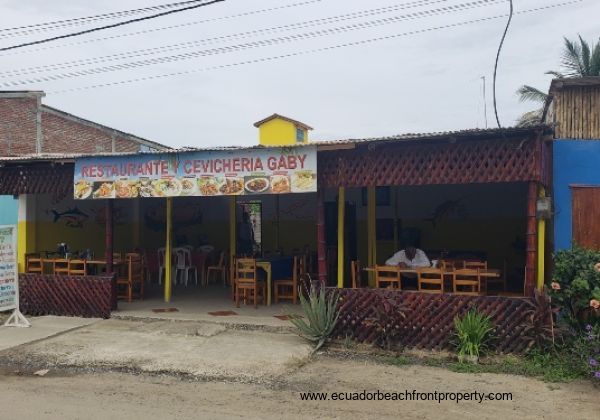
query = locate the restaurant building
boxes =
[0,110,552,321]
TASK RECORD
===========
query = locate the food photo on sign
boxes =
[73,146,317,199]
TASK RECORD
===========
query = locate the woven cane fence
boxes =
[19,274,113,319]
[332,288,539,353]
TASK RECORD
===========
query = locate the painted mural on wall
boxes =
[73,146,317,199]
[427,196,469,227]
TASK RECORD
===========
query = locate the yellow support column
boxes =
[367,186,376,286]
[17,194,36,273]
[229,196,236,281]
[337,187,345,288]
[164,198,172,303]
[537,187,546,290]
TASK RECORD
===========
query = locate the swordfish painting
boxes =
[427,196,469,227]
[50,207,89,228]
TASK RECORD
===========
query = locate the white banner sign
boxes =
[0,225,17,312]
[1,224,29,327]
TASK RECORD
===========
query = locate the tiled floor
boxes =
[114,284,303,328]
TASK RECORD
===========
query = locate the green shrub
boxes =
[550,246,600,328]
[288,283,340,352]
[454,308,494,360]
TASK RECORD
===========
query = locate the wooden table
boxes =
[363,266,501,292]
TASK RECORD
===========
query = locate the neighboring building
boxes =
[253,113,312,146]
[544,77,600,250]
[0,91,169,226]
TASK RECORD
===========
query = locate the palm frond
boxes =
[544,70,565,78]
[516,109,543,127]
[579,35,591,75]
[561,36,585,77]
[516,85,548,103]
[590,38,600,76]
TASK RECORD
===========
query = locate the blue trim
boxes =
[0,195,17,225]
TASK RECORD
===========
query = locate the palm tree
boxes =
[516,35,600,126]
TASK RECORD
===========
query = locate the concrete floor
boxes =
[115,284,304,328]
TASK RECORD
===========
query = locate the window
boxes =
[296,127,305,143]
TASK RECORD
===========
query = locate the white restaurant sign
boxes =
[73,146,317,199]
[1,225,30,327]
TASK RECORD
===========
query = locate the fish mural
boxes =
[50,207,89,228]
[427,196,469,227]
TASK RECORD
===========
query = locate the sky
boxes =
[0,0,598,148]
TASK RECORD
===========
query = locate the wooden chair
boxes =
[113,252,123,262]
[439,259,459,270]
[53,259,69,275]
[463,260,487,269]
[206,251,226,285]
[418,268,444,293]
[117,255,144,302]
[235,258,266,308]
[68,259,87,276]
[453,269,481,295]
[26,254,43,274]
[375,265,401,289]
[351,260,362,288]
[274,255,301,304]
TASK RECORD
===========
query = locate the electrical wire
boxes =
[0,0,463,77]
[0,1,211,35]
[0,0,428,57]
[0,0,324,51]
[44,0,581,95]
[492,0,513,129]
[0,0,508,87]
[0,0,226,52]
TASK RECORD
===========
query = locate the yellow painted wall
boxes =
[258,118,307,146]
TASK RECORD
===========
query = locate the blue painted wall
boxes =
[553,140,600,250]
[0,195,17,226]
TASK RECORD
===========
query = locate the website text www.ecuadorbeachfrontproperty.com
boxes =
[299,390,513,404]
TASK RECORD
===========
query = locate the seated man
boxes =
[385,246,431,289]
[385,245,431,269]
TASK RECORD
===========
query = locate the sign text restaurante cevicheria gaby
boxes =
[73,146,317,199]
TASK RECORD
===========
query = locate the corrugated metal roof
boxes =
[0,125,550,164]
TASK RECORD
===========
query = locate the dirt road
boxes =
[1,355,598,420]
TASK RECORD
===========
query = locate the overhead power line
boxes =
[0,0,461,77]
[492,0,514,129]
[0,0,509,87]
[0,1,211,38]
[47,0,581,95]
[0,0,432,57]
[0,0,227,52]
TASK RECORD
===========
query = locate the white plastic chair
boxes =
[158,248,176,286]
[175,248,197,287]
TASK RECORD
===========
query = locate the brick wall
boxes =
[0,93,151,156]
[41,109,140,154]
[0,95,38,155]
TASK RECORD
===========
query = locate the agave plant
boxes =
[288,281,340,352]
[454,307,494,362]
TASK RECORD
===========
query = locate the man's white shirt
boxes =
[385,249,431,268]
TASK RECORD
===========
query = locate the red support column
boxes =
[317,188,327,285]
[525,182,537,297]
[105,200,115,309]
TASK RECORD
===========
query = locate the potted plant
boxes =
[454,307,494,364]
